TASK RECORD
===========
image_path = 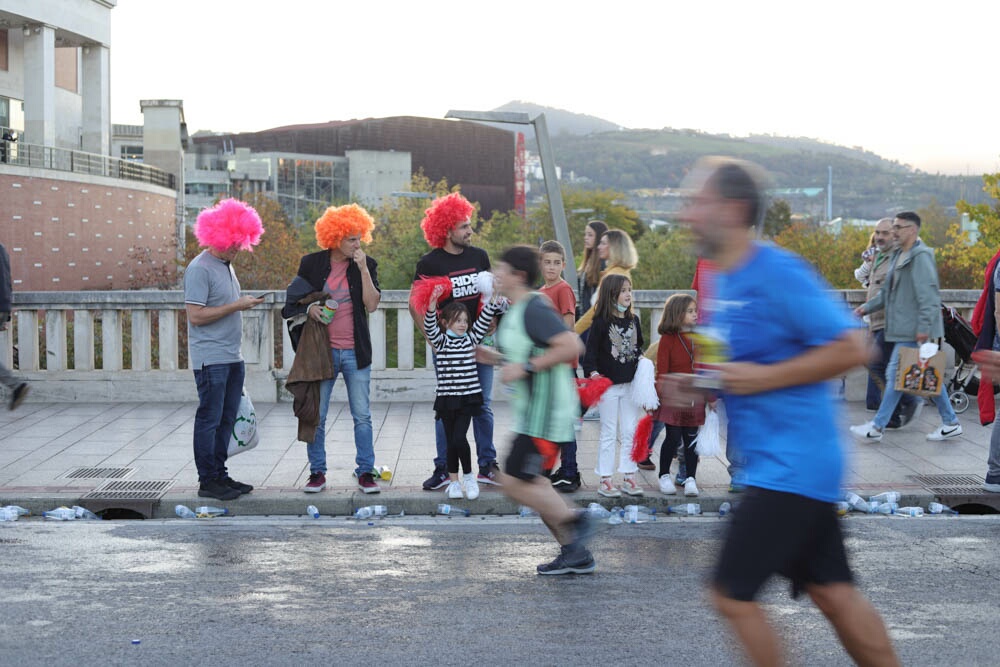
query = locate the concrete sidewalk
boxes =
[0,396,992,518]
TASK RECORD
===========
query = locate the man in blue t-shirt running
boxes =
[664,158,899,667]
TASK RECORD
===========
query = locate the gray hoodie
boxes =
[861,239,943,342]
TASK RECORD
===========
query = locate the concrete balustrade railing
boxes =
[0,289,979,403]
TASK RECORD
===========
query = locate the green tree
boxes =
[938,173,1000,288]
[762,199,792,238]
[916,198,956,250]
[773,222,872,288]
[632,226,697,290]
[530,187,644,265]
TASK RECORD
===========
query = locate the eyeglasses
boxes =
[891,224,916,231]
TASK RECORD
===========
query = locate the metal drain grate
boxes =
[80,479,174,500]
[909,473,999,512]
[910,474,985,487]
[78,480,175,519]
[64,467,135,480]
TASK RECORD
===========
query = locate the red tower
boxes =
[514,132,526,217]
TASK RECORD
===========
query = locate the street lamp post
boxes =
[444,110,577,292]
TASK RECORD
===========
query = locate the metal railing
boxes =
[0,140,175,189]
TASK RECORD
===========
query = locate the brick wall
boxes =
[1,170,178,290]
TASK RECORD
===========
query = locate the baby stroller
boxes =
[941,305,979,413]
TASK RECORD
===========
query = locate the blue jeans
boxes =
[193,361,245,483]
[433,361,496,470]
[866,328,916,418]
[874,342,958,430]
[308,348,374,477]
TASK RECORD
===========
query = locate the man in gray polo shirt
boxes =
[184,199,265,501]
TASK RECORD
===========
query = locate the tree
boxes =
[762,199,792,238]
[916,199,956,250]
[529,187,644,266]
[937,173,1000,288]
[772,222,872,288]
[632,227,697,290]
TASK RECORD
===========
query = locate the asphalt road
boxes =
[1,514,998,666]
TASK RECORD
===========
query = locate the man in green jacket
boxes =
[851,211,962,442]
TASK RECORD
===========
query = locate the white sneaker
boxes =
[684,477,699,497]
[620,477,644,496]
[927,424,963,441]
[659,475,677,495]
[850,422,883,442]
[463,476,480,500]
[447,481,463,499]
[597,478,621,498]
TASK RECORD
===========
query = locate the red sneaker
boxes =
[358,472,381,494]
[304,472,326,493]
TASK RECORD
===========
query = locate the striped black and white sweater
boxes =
[424,301,499,398]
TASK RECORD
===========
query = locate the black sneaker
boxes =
[552,471,581,493]
[897,398,923,428]
[198,478,240,501]
[8,382,28,410]
[537,545,596,575]
[477,461,502,486]
[223,477,253,494]
[422,467,449,491]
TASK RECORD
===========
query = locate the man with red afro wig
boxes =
[282,203,382,494]
[410,192,501,491]
[184,198,265,501]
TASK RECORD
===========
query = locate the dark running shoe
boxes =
[636,458,656,471]
[422,467,449,491]
[537,546,596,575]
[223,477,253,494]
[552,471,581,493]
[477,461,502,486]
[198,478,240,501]
[8,382,28,410]
[304,472,326,493]
[358,472,381,494]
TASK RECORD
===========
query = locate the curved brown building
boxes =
[192,116,515,217]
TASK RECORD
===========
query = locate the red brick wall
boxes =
[1,171,178,291]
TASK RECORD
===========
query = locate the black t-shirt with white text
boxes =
[414,247,491,321]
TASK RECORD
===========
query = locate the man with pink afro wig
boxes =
[183,198,266,501]
[410,192,502,491]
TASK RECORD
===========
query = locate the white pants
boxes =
[595,382,641,477]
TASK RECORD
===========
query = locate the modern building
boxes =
[193,116,516,217]
[0,1,179,291]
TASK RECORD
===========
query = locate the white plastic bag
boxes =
[695,406,722,457]
[227,390,259,457]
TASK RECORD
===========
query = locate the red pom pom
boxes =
[532,437,561,471]
[577,376,612,410]
[631,414,654,463]
[410,276,453,314]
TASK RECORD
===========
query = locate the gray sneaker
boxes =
[537,546,596,575]
[984,475,1000,493]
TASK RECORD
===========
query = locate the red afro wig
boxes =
[315,203,375,250]
[420,192,474,249]
[194,198,264,252]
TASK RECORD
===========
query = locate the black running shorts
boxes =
[505,433,545,481]
[712,486,854,602]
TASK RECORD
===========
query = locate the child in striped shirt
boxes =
[425,284,500,500]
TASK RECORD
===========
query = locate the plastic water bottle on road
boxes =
[0,507,19,521]
[623,505,656,523]
[834,501,850,516]
[4,505,29,516]
[869,502,898,515]
[42,507,77,520]
[869,491,901,504]
[175,505,197,519]
[667,503,702,516]
[354,507,375,519]
[719,501,733,517]
[195,506,230,517]
[928,502,958,515]
[518,506,539,518]
[844,492,870,513]
[306,505,320,519]
[72,506,99,520]
[436,504,470,517]
[371,505,388,517]
[896,506,924,517]
[586,503,612,519]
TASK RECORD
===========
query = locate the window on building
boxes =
[0,30,8,71]
[121,145,143,161]
[55,47,78,93]
[0,98,9,129]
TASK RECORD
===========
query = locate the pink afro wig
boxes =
[315,203,375,250]
[194,198,264,252]
[420,192,474,249]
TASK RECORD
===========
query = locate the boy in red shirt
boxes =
[538,241,581,492]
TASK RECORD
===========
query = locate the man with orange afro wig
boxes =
[184,198,265,501]
[409,192,502,491]
[282,203,382,494]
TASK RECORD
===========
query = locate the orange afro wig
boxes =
[194,198,264,252]
[314,203,375,250]
[420,193,474,249]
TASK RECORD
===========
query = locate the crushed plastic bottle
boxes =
[869,501,898,515]
[0,507,19,522]
[666,503,702,516]
[895,506,924,517]
[376,466,393,481]
[928,502,959,515]
[306,505,320,519]
[354,506,375,519]
[3,505,30,517]
[623,505,657,523]
[436,504,470,517]
[518,506,539,518]
[834,501,850,516]
[719,501,733,517]
[72,505,100,520]
[844,492,870,513]
[587,503,612,519]
[42,507,77,521]
[371,505,388,517]
[175,505,197,519]
[195,506,230,518]
[869,491,901,504]
[607,508,623,525]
